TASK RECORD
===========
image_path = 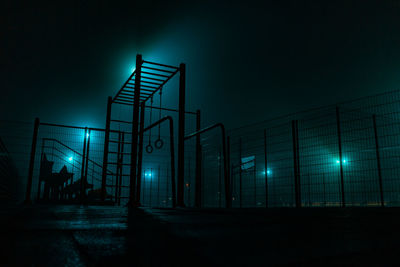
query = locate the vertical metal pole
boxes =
[130,54,142,205]
[292,120,301,208]
[169,118,177,208]
[296,120,301,206]
[254,161,256,206]
[136,102,145,204]
[373,114,384,207]
[37,139,45,200]
[157,165,160,206]
[84,129,91,189]
[227,136,231,202]
[239,138,242,208]
[149,168,153,206]
[80,127,88,203]
[177,63,186,207]
[101,96,112,201]
[187,159,191,206]
[307,173,311,206]
[25,117,40,204]
[218,150,222,208]
[221,126,231,208]
[336,106,345,207]
[195,110,202,208]
[118,133,124,206]
[322,173,326,206]
[166,167,169,207]
[263,129,268,208]
[115,131,121,204]
[142,170,145,204]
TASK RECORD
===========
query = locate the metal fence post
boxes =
[157,165,160,206]
[118,132,125,206]
[37,139,45,200]
[296,120,301,206]
[218,150,222,208]
[372,114,384,207]
[80,127,88,203]
[227,136,231,203]
[253,162,256,206]
[115,131,121,204]
[101,96,112,201]
[177,63,186,207]
[136,102,145,204]
[84,129,91,192]
[264,129,269,208]
[195,110,202,208]
[25,117,40,204]
[239,137,242,208]
[336,106,345,207]
[292,120,301,208]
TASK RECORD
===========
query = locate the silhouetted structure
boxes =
[37,154,94,202]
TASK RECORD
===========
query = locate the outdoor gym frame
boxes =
[103,54,201,207]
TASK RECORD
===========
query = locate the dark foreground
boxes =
[1,205,400,266]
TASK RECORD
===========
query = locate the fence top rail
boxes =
[42,138,114,175]
[228,89,400,134]
[40,122,121,133]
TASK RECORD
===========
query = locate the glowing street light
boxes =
[262,169,271,176]
[336,159,347,164]
[68,156,73,162]
[86,132,90,138]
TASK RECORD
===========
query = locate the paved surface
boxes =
[1,205,400,266]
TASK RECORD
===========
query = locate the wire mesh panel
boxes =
[296,106,342,207]
[224,91,400,208]
[201,133,225,208]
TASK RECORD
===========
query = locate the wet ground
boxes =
[1,205,400,266]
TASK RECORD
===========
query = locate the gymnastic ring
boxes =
[155,138,164,149]
[146,144,154,154]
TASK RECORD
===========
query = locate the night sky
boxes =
[2,0,400,129]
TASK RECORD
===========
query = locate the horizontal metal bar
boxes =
[108,151,131,155]
[108,162,132,166]
[184,123,224,141]
[141,71,170,78]
[117,94,148,101]
[141,65,175,74]
[40,122,121,133]
[109,140,132,145]
[143,60,179,70]
[126,83,158,90]
[113,100,133,106]
[116,95,134,101]
[110,119,132,124]
[120,91,152,97]
[144,105,197,115]
[124,85,156,92]
[141,75,165,83]
[140,80,163,86]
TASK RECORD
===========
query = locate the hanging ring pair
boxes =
[154,88,164,149]
[145,88,164,153]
